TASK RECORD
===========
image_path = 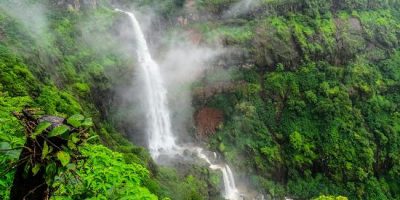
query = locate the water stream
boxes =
[116,9,241,200]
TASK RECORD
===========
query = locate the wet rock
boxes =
[38,115,65,129]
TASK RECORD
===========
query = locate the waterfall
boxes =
[116,9,241,200]
[195,148,240,199]
[115,9,178,158]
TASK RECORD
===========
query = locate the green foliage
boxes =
[203,22,254,45]
[56,151,71,167]
[155,167,212,200]
[1,0,400,199]
[0,96,31,199]
[209,52,400,199]
[73,83,90,96]
[313,195,348,200]
[204,8,400,197]
[67,114,85,128]
[53,145,157,200]
[0,7,161,199]
[197,0,236,15]
[48,125,70,137]
[34,86,83,116]
[0,52,36,198]
[32,121,52,138]
[0,45,39,96]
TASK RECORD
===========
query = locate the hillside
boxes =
[190,1,400,199]
[0,0,399,200]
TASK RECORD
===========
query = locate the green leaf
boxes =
[67,140,76,150]
[45,163,57,184]
[48,125,70,137]
[66,163,76,170]
[0,142,19,159]
[23,164,30,177]
[32,122,52,139]
[67,114,84,128]
[32,164,41,175]
[81,118,93,128]
[57,151,71,167]
[70,133,80,144]
[0,141,11,150]
[87,135,98,142]
[41,142,49,160]
[46,162,57,176]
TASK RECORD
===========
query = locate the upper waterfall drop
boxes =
[115,9,178,159]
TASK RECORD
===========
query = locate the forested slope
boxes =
[0,2,160,200]
[189,0,400,199]
[0,0,399,200]
[0,1,213,199]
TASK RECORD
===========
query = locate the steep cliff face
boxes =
[184,1,400,199]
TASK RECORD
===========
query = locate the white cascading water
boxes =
[115,9,178,158]
[195,148,240,199]
[116,9,241,200]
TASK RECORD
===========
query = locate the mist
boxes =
[223,0,260,18]
[160,38,223,140]
[0,0,226,149]
[109,5,226,145]
[0,0,49,44]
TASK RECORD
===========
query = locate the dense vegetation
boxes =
[0,1,215,199]
[192,0,400,199]
[0,0,399,199]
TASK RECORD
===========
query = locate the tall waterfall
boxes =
[116,9,241,200]
[115,9,178,158]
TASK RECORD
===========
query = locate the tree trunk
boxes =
[10,138,49,200]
